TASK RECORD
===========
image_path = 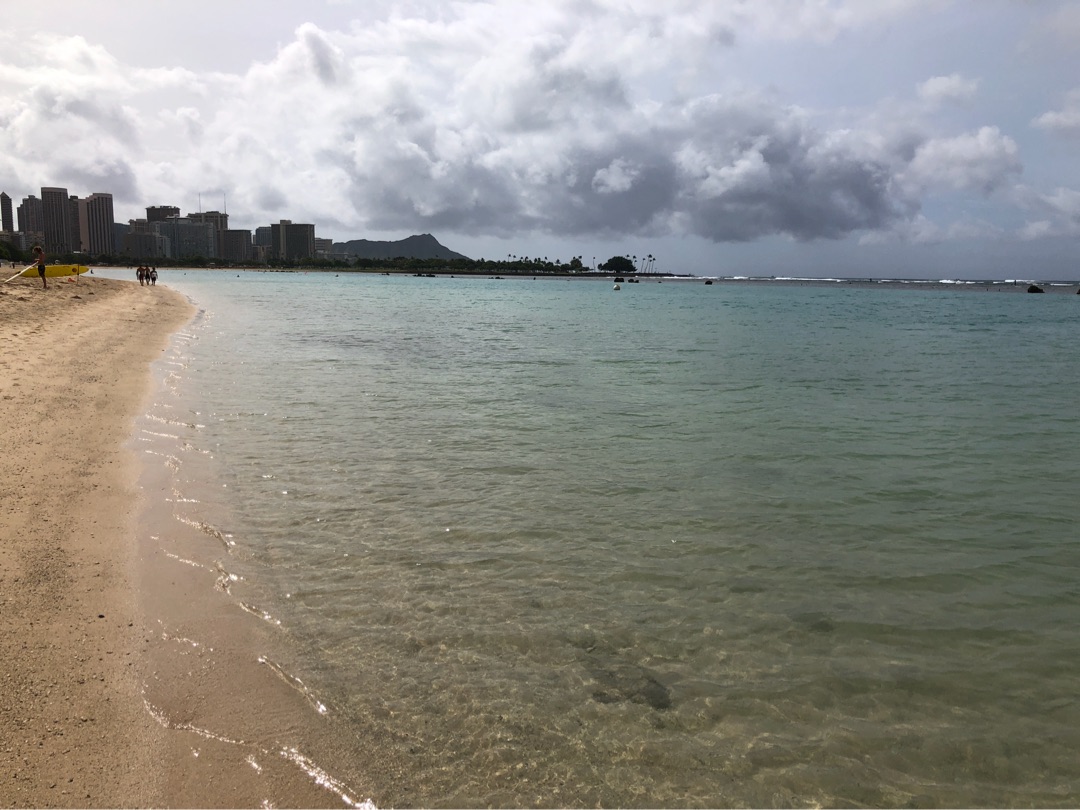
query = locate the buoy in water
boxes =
[613,283,621,291]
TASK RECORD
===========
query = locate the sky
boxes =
[2,0,1079,279]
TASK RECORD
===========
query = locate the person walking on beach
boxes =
[150,267,158,286]
[32,245,46,289]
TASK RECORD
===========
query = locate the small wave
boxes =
[143,696,370,808]
[162,550,209,570]
[141,430,181,440]
[239,601,282,626]
[279,747,373,809]
[177,516,236,548]
[215,561,241,593]
[142,696,250,746]
[258,657,329,715]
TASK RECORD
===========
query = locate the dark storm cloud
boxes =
[670,95,909,241]
[331,90,912,244]
[59,158,140,201]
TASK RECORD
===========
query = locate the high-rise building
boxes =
[84,193,116,255]
[188,210,228,232]
[271,220,316,261]
[152,216,215,260]
[69,195,84,252]
[0,192,13,232]
[254,226,272,247]
[17,195,44,243]
[146,205,180,223]
[123,219,168,259]
[221,229,253,263]
[188,211,228,257]
[0,230,25,252]
[112,222,130,255]
[41,187,72,254]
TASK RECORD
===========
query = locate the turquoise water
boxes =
[136,272,1080,807]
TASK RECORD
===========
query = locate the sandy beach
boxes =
[0,273,193,806]
[1,273,371,809]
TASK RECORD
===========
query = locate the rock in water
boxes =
[588,662,672,711]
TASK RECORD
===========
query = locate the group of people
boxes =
[136,265,158,286]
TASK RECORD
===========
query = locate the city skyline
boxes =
[2,2,1079,278]
[3,182,323,263]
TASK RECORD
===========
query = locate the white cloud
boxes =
[1015,185,1080,238]
[1033,89,1080,139]
[592,159,642,194]
[903,127,1021,195]
[917,74,979,107]
[716,0,950,43]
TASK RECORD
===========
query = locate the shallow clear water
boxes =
[137,271,1080,807]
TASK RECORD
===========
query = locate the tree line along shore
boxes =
[0,239,661,276]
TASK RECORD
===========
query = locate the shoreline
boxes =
[129,311,370,807]
[0,275,193,806]
[1,274,368,808]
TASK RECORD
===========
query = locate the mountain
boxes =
[332,233,470,261]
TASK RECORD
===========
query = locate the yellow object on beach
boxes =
[19,264,90,279]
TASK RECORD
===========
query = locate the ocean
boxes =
[123,270,1079,807]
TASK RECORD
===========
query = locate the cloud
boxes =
[902,127,1021,195]
[917,74,979,107]
[703,0,950,43]
[1033,88,1080,140]
[670,95,912,241]
[1016,185,1080,238]
[0,3,1059,255]
[592,159,642,194]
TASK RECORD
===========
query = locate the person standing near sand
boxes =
[32,245,46,289]
[149,267,158,286]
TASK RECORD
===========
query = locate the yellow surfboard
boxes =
[19,264,90,279]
